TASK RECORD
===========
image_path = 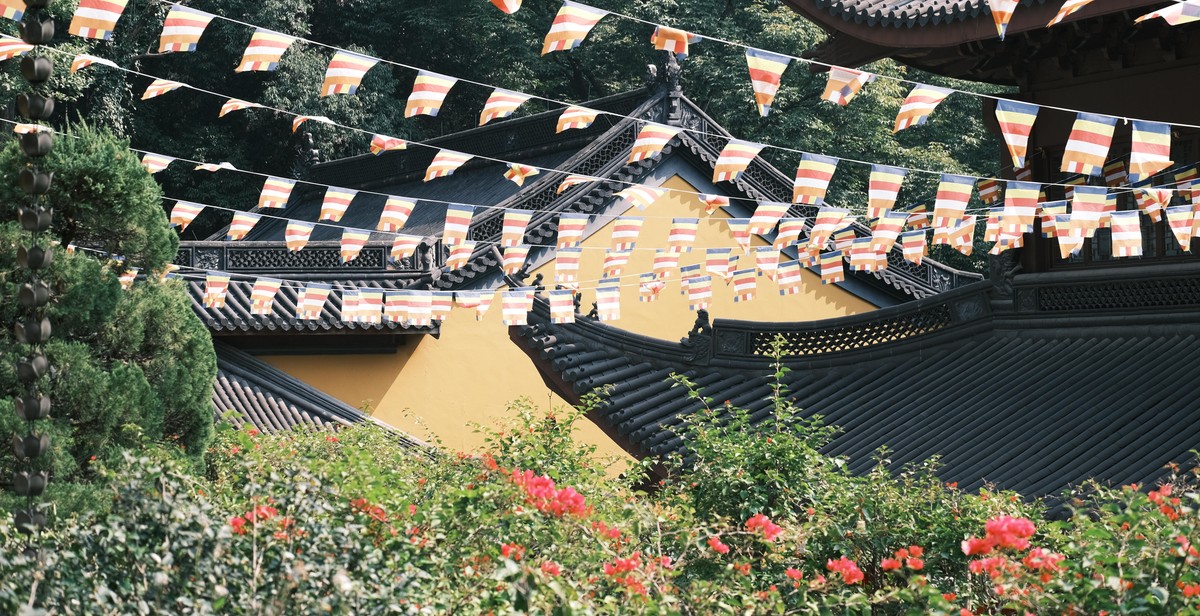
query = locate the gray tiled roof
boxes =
[213,341,426,449]
[804,0,1047,28]
[511,262,1200,497]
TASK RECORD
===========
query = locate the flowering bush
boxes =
[1,391,1199,613]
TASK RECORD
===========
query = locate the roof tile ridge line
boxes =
[524,294,699,360]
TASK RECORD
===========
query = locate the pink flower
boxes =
[826,556,864,585]
[880,558,902,571]
[707,536,730,555]
[500,543,525,561]
[745,513,783,541]
[541,561,561,576]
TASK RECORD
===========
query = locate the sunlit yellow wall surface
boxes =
[260,175,874,464]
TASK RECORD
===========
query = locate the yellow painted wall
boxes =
[260,175,874,465]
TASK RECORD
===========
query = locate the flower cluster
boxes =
[880,545,924,572]
[1149,485,1182,520]
[228,504,298,541]
[744,513,783,541]
[962,515,1036,555]
[500,542,525,561]
[350,498,388,523]
[707,535,730,555]
[826,556,864,585]
[509,470,590,518]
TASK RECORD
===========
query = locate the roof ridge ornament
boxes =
[646,51,684,126]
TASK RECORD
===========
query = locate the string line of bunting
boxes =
[38,1,1200,196]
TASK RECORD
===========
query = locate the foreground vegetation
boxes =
[3,379,1200,614]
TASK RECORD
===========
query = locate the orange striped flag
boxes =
[69,0,128,40]
[893,84,952,132]
[502,245,530,275]
[370,134,407,155]
[1109,211,1143,257]
[1166,204,1194,251]
[602,249,630,278]
[361,290,387,325]
[1040,201,1068,238]
[219,98,262,118]
[732,268,757,302]
[491,0,523,13]
[987,0,1020,39]
[406,70,459,117]
[868,164,907,218]
[459,291,496,321]
[555,247,582,284]
[687,275,713,311]
[994,100,1039,168]
[446,241,476,270]
[615,185,666,210]
[406,291,434,327]
[556,106,598,132]
[256,175,294,208]
[557,174,592,194]
[390,234,421,261]
[713,140,764,183]
[502,210,534,248]
[236,28,295,72]
[667,218,699,252]
[748,202,790,236]
[1061,112,1117,176]
[639,273,665,303]
[297,283,332,320]
[479,88,531,125]
[596,284,620,321]
[203,273,231,309]
[848,237,876,271]
[792,154,839,204]
[503,163,539,187]
[653,249,679,280]
[726,218,752,254]
[977,178,1002,205]
[776,260,803,295]
[292,115,334,133]
[900,230,926,265]
[706,248,736,281]
[1048,0,1096,26]
[701,193,729,215]
[1129,121,1173,181]
[819,251,844,284]
[322,50,380,96]
[833,227,856,252]
[377,197,415,232]
[1001,180,1039,234]
[340,228,371,263]
[1070,185,1107,238]
[158,5,213,52]
[285,221,315,252]
[609,216,643,251]
[249,277,283,315]
[821,67,873,106]
[754,246,779,281]
[1136,187,1171,223]
[947,215,977,255]
[905,203,930,229]
[424,150,472,181]
[550,289,576,324]
[651,26,697,59]
[557,212,589,248]
[932,174,975,229]
[983,206,1002,242]
[169,201,203,230]
[745,47,791,117]
[1135,2,1200,25]
[1103,159,1127,187]
[340,290,361,323]
[1054,214,1084,258]
[226,212,261,241]
[443,203,474,246]
[0,40,32,61]
[319,188,358,222]
[628,123,681,163]
[871,210,908,253]
[774,218,806,250]
[70,53,118,73]
[806,206,849,251]
[141,153,176,174]
[141,79,185,100]
[542,1,608,54]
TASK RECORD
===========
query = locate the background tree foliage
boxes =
[0,125,216,488]
[0,0,1004,269]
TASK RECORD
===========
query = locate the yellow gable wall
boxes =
[259,175,874,465]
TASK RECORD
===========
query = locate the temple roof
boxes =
[212,341,427,449]
[511,260,1200,497]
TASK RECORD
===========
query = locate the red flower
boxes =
[707,536,730,555]
[229,516,247,535]
[826,556,864,585]
[880,558,902,571]
[735,562,751,576]
[541,561,561,577]
[983,515,1036,550]
[942,592,957,601]
[500,542,525,561]
[603,553,641,576]
[908,545,924,558]
[745,513,783,541]
[785,568,803,580]
[906,558,924,571]
[962,537,994,556]
[325,435,339,443]
[246,428,259,436]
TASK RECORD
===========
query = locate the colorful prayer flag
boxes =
[848,237,877,272]
[504,163,539,187]
[701,193,729,215]
[408,291,435,327]
[806,206,850,251]
[340,228,371,263]
[556,212,588,248]
[377,197,415,232]
[1061,112,1118,176]
[491,0,523,14]
[615,185,666,211]
[286,221,315,252]
[987,0,1020,39]
[819,251,844,284]
[1055,214,1084,258]
[141,79,185,100]
[651,26,697,59]
[1103,159,1127,187]
[667,217,699,252]
[550,289,576,324]
[932,174,975,229]
[713,139,764,183]
[370,134,407,155]
[1070,185,1107,238]
[456,291,495,321]
[748,202,790,236]
[893,84,952,132]
[142,153,176,174]
[319,188,358,222]
[602,249,630,278]
[297,283,332,320]
[774,218,806,250]
[480,89,531,126]
[292,115,334,133]
[706,247,735,280]
[977,178,1002,205]
[994,99,1039,168]
[1001,180,1039,234]
[390,234,421,261]
[726,218,752,254]
[1166,204,1194,251]
[194,161,236,172]
[359,290,385,325]
[609,216,643,251]
[1135,2,1200,25]
[871,210,908,253]
[948,215,977,255]
[900,230,926,265]
[405,70,456,117]
[687,275,713,311]
[257,177,295,209]
[502,210,534,247]
[340,289,361,323]
[424,150,472,181]
[556,247,582,284]
[1040,201,1068,238]
[639,273,665,303]
[322,50,380,96]
[776,260,803,295]
[792,154,839,204]
[0,40,32,61]
[69,0,129,40]
[745,47,791,117]
[906,203,930,229]
[596,284,620,321]
[70,54,118,73]
[821,67,873,106]
[556,106,598,132]
[984,207,1002,243]
[236,28,295,72]
[1062,173,1088,201]
[1110,211,1143,257]
[249,277,282,316]
[502,245,530,276]
[1129,120,1173,181]
[158,5,213,53]
[203,273,231,309]
[628,123,681,163]
[541,1,608,54]
[653,249,679,280]
[732,268,757,302]
[557,174,592,194]
[833,227,856,252]
[443,203,474,246]
[868,165,907,218]
[226,212,260,241]
[446,241,476,270]
[754,246,779,280]
[1136,187,1171,223]
[1048,0,1096,26]
[169,201,203,230]
[219,98,263,118]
